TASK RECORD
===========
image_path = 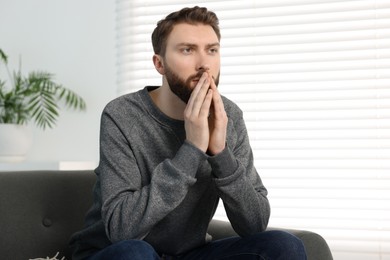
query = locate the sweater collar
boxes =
[140,86,185,129]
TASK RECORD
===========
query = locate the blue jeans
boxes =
[87,230,307,260]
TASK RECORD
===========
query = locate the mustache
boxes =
[188,69,211,82]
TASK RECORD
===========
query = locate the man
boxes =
[70,6,307,260]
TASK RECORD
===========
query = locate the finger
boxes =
[188,72,208,103]
[208,72,217,91]
[210,84,226,119]
[200,89,213,117]
[187,72,211,114]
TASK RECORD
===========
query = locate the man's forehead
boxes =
[168,23,219,45]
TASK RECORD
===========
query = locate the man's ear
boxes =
[153,54,165,75]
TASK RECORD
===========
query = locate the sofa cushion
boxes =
[0,170,96,260]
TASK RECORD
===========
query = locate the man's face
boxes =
[163,61,220,103]
[162,23,221,103]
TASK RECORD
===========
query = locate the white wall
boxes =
[0,0,116,164]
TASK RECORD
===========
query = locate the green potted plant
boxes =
[0,48,86,162]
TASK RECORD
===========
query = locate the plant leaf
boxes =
[0,48,8,64]
[0,50,86,129]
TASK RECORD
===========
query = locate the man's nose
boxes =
[196,52,210,71]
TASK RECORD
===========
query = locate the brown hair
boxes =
[151,6,221,57]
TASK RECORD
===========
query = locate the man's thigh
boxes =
[171,230,307,260]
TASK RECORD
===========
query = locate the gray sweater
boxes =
[70,86,270,259]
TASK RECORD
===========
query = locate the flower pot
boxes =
[0,124,32,162]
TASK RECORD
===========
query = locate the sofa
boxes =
[0,170,333,260]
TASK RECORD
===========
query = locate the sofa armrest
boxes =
[208,219,333,260]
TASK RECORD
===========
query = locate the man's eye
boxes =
[182,48,192,54]
[209,48,219,54]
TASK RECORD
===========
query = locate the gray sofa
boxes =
[0,170,333,260]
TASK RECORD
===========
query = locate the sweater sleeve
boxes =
[208,108,270,236]
[97,107,207,243]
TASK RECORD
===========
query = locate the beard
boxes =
[164,63,220,104]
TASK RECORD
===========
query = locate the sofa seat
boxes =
[0,170,333,260]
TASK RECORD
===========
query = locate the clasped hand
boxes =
[184,71,228,155]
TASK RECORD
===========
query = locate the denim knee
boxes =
[265,230,307,260]
[88,239,160,260]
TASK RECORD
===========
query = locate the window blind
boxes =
[115,1,390,259]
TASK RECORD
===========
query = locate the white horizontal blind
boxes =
[116,1,390,259]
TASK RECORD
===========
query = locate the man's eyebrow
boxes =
[175,42,220,48]
[207,43,220,48]
[176,43,197,48]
